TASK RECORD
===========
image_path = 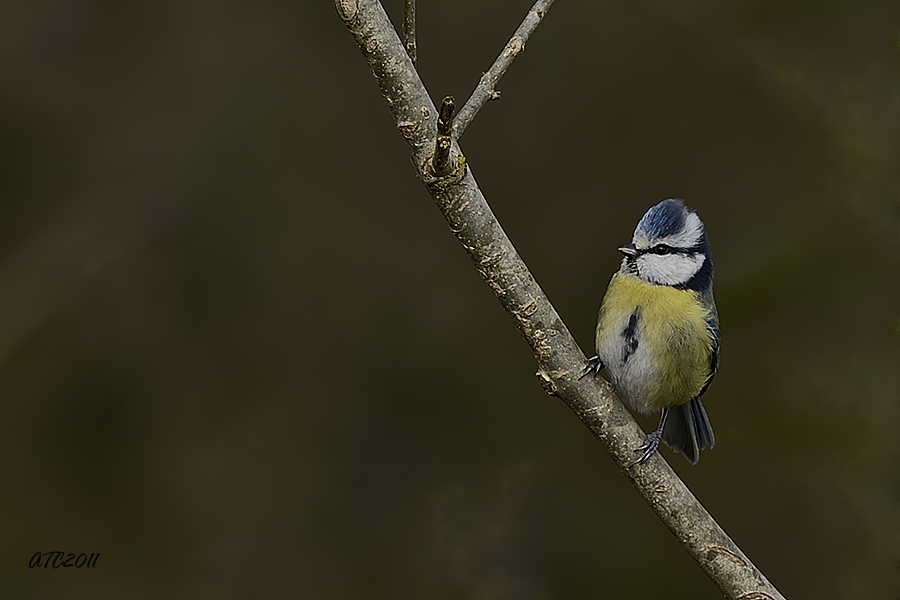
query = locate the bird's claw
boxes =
[632,430,662,466]
[579,355,604,380]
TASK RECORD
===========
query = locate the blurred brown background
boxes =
[1,0,898,597]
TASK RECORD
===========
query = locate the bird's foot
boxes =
[632,430,662,466]
[579,356,604,380]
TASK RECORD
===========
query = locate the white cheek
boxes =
[637,254,705,285]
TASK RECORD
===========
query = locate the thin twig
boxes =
[431,96,455,175]
[453,0,555,138]
[335,1,786,598]
[403,0,417,66]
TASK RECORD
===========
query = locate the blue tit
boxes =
[582,198,719,464]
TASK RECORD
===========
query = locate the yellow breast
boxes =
[595,272,714,413]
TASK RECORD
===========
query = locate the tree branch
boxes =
[453,0,555,139]
[334,1,786,598]
[403,0,416,66]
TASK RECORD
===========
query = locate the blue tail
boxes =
[662,398,715,464]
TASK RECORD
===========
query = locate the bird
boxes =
[582,198,719,465]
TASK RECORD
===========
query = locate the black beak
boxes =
[618,243,638,257]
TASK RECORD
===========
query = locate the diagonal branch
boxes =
[334,1,786,598]
[453,0,556,138]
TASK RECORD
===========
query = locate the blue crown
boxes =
[636,198,689,240]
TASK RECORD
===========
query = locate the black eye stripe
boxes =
[641,244,680,255]
[639,243,705,256]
